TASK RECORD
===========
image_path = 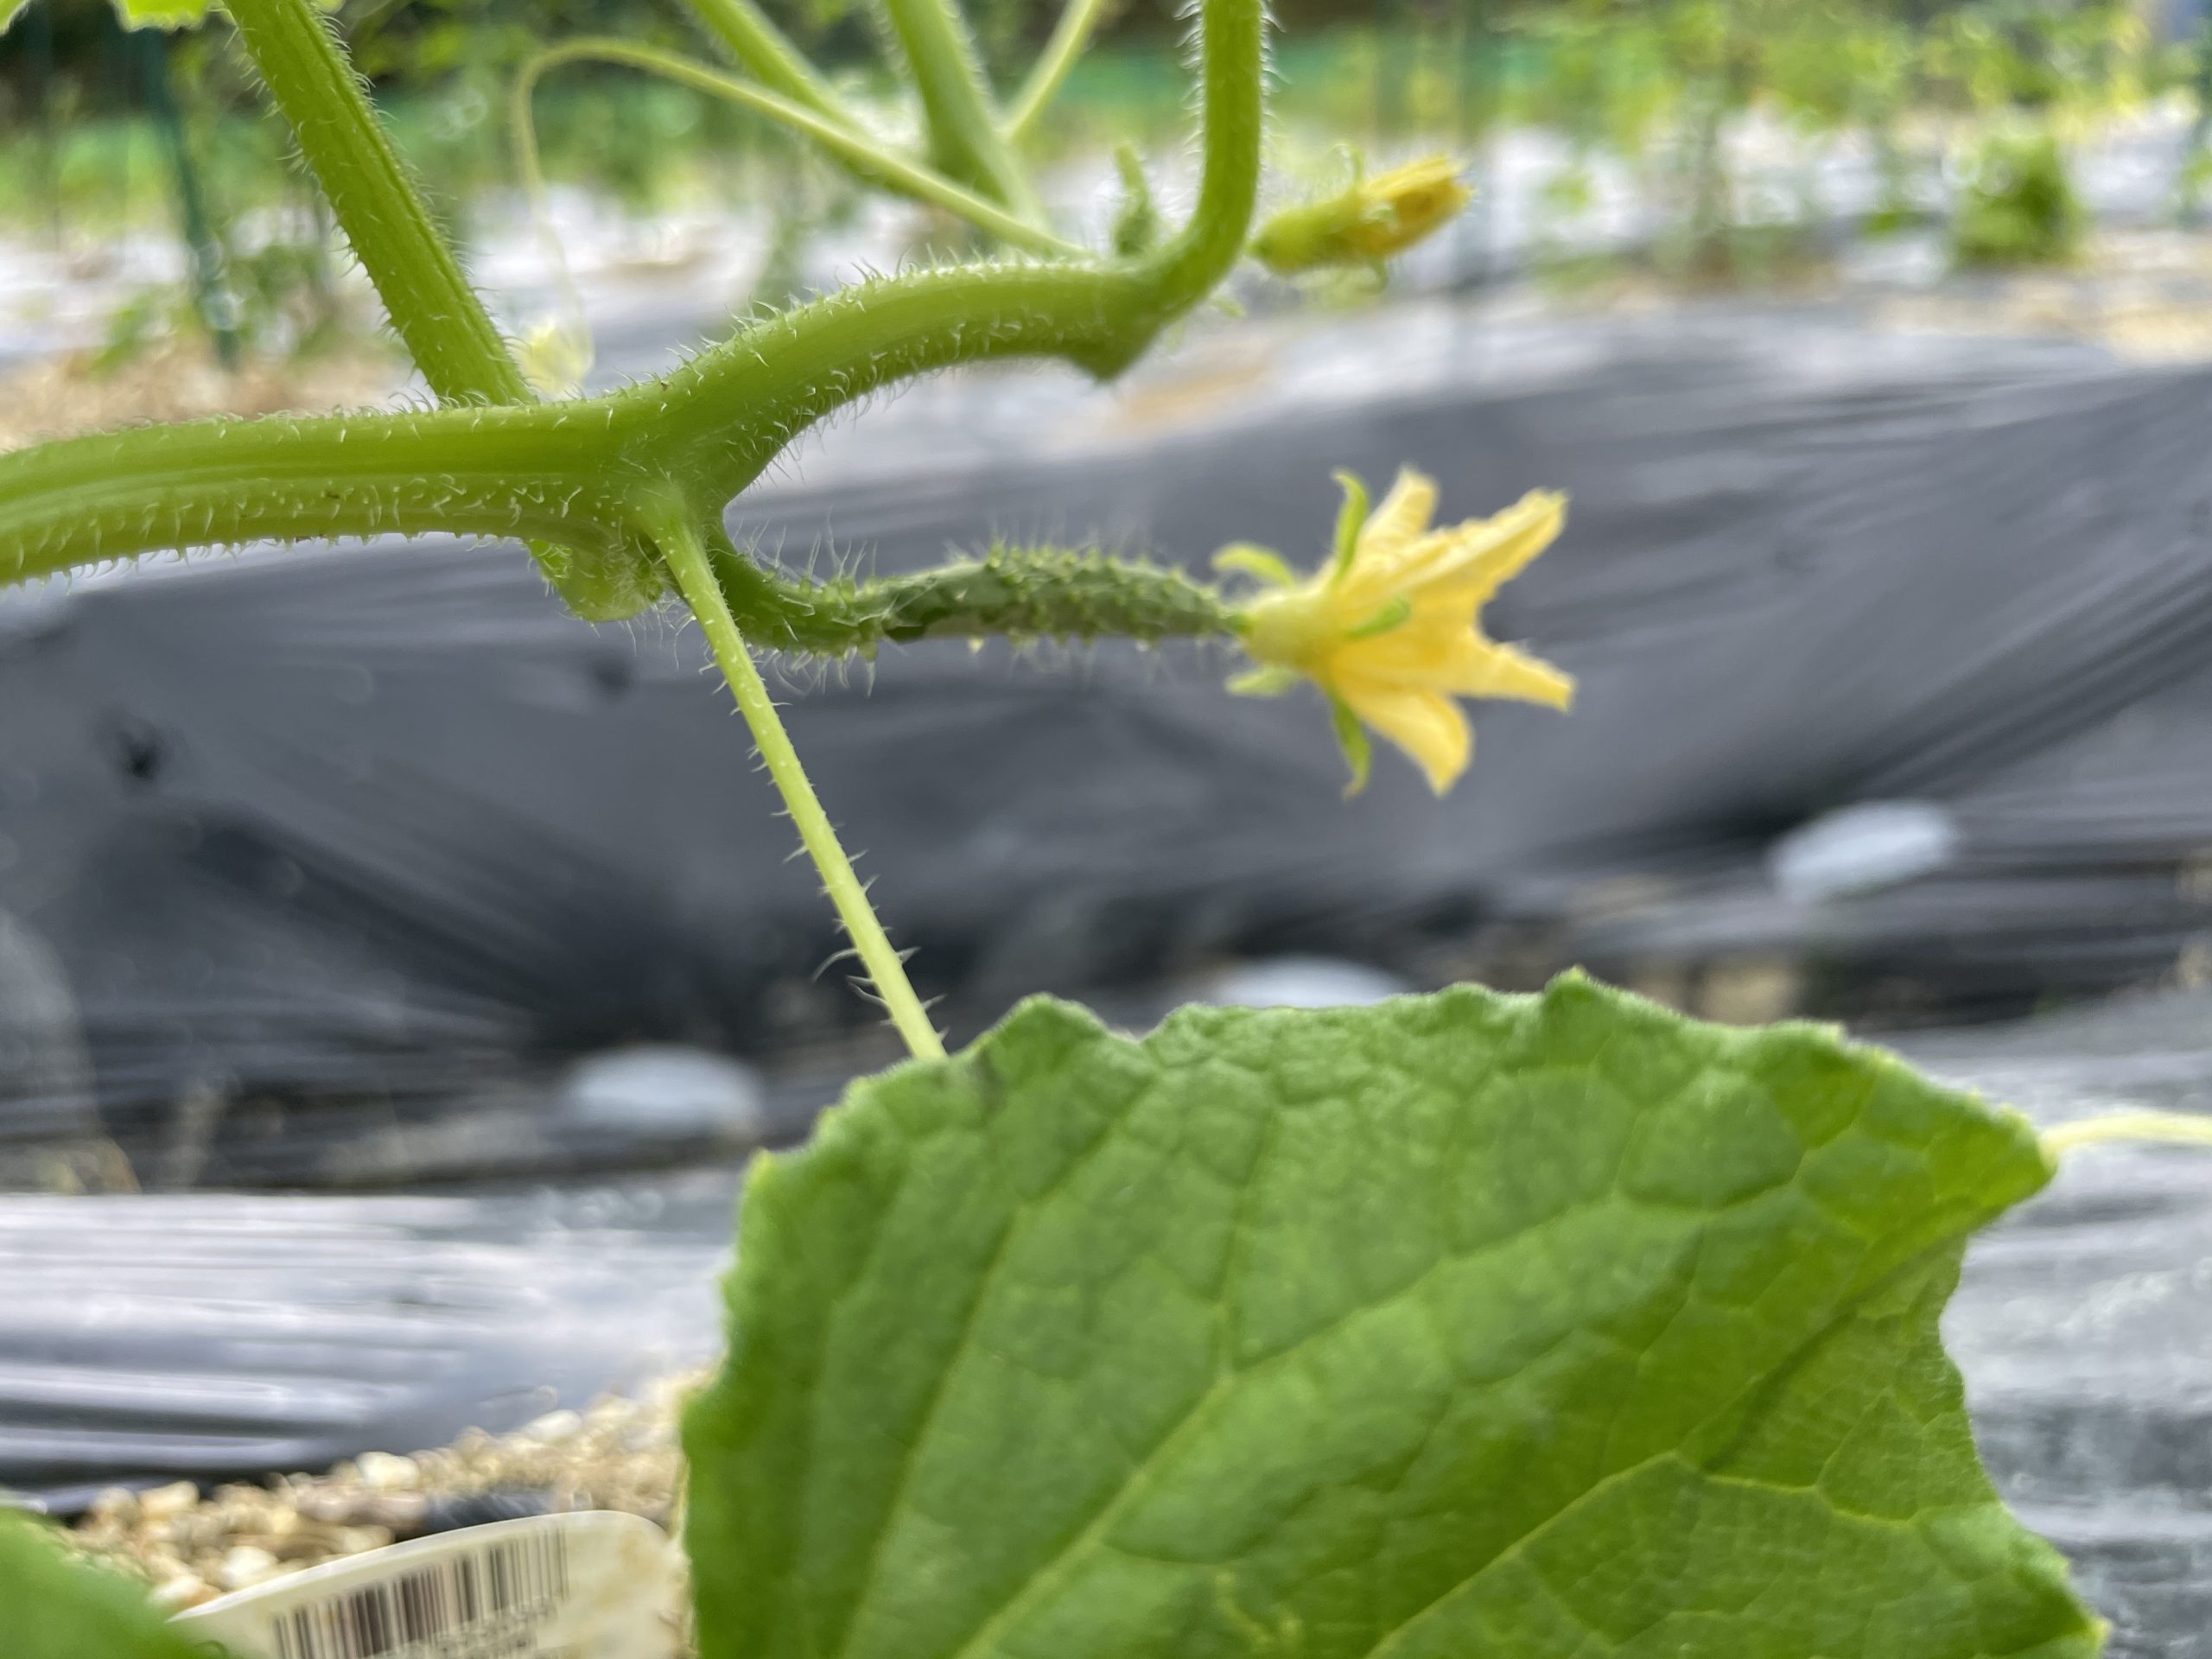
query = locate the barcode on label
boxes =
[265,1529,571,1659]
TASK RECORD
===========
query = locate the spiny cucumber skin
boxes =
[743,544,1240,658]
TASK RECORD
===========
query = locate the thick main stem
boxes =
[0,403,636,588]
[659,518,946,1060]
[3,0,1265,592]
[223,0,657,617]
[653,0,1265,492]
[224,0,526,406]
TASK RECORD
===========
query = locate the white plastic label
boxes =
[175,1510,681,1659]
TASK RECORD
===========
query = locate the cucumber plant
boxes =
[0,0,2125,1651]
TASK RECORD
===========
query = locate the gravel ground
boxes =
[71,1370,702,1618]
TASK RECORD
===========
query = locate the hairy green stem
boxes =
[1136,0,1265,298]
[0,404,645,584]
[1,0,1263,596]
[658,517,948,1059]
[874,0,1039,214]
[0,400,1232,648]
[1004,0,1108,141]
[518,41,1084,257]
[645,0,1263,494]
[639,263,1198,499]
[224,0,525,406]
[0,260,1205,589]
[225,0,656,616]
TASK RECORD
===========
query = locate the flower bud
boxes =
[1249,156,1472,276]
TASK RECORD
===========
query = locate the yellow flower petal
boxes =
[1337,683,1471,793]
[1335,625,1572,708]
[1333,613,1483,685]
[1226,464,1571,794]
[1376,490,1566,605]
[1340,528,1459,609]
[1359,467,1439,563]
[1447,639,1575,709]
[1437,491,1568,604]
[1345,156,1474,262]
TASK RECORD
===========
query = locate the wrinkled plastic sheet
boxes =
[11,305,2212,1652]
[0,1172,734,1512]
[11,308,2212,1183]
[1905,995,2212,1659]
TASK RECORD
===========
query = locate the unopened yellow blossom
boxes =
[1249,156,1473,276]
[1220,467,1573,795]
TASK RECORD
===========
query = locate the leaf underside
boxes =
[684,974,2101,1659]
[0,1517,226,1659]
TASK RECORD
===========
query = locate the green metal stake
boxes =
[137,29,242,369]
[27,0,61,245]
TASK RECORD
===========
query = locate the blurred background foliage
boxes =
[0,0,2201,361]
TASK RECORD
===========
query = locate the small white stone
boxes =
[89,1486,140,1523]
[150,1574,213,1612]
[355,1452,420,1493]
[522,1408,583,1445]
[218,1546,280,1591]
[139,1482,200,1521]
[556,1046,764,1143]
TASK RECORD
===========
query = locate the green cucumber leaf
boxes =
[0,1515,224,1659]
[685,973,2101,1659]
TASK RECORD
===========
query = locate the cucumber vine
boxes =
[2,0,1281,1051]
[0,9,2165,1656]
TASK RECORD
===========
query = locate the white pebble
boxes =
[356,1452,420,1493]
[139,1482,200,1521]
[218,1546,280,1591]
[90,1486,140,1522]
[523,1408,583,1445]
[151,1574,213,1612]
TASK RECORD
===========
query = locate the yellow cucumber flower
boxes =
[1249,155,1473,276]
[1220,467,1573,795]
